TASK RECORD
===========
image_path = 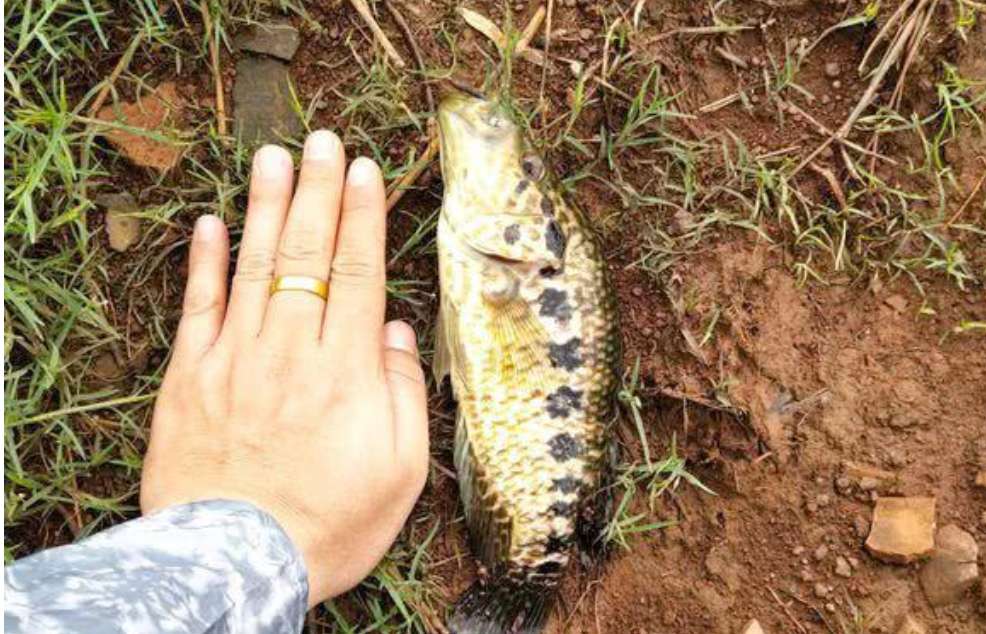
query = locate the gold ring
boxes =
[269,275,329,301]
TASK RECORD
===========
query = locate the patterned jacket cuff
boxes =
[5,499,309,634]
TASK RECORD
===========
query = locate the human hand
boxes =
[140,130,429,605]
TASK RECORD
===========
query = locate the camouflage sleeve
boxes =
[4,499,308,634]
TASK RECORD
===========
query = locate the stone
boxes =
[844,462,897,490]
[96,82,183,171]
[835,556,852,578]
[814,582,829,598]
[919,524,980,606]
[859,476,880,492]
[884,294,908,312]
[741,619,765,634]
[865,497,936,564]
[975,470,986,489]
[824,62,840,78]
[92,351,123,380]
[897,615,926,634]
[97,192,141,252]
[234,56,303,144]
[814,544,829,561]
[234,21,300,61]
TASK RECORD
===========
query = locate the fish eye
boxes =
[521,155,545,181]
[484,111,506,129]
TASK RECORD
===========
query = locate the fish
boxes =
[435,92,622,634]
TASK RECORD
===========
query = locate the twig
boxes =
[386,129,439,211]
[86,34,144,120]
[348,0,406,68]
[783,100,897,164]
[946,156,986,226]
[517,6,546,52]
[791,0,926,176]
[459,6,547,66]
[768,586,808,634]
[200,0,227,138]
[808,163,848,211]
[714,45,748,69]
[384,0,434,112]
[646,24,753,44]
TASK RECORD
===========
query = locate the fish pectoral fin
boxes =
[455,415,512,567]
[489,299,554,393]
[461,213,564,269]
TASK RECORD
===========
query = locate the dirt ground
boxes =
[7,0,985,632]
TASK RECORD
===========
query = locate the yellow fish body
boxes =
[435,94,621,633]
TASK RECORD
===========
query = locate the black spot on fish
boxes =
[545,534,570,554]
[545,220,565,259]
[540,196,555,217]
[521,155,545,181]
[503,224,520,245]
[538,288,572,321]
[515,179,530,195]
[549,501,575,517]
[539,265,560,278]
[546,385,583,419]
[548,432,584,461]
[549,337,582,371]
[537,561,563,575]
[551,476,582,494]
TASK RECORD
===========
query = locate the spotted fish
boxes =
[435,93,621,633]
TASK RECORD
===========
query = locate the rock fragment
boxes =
[97,192,142,252]
[865,497,935,564]
[975,470,986,490]
[233,56,303,144]
[835,556,852,578]
[96,82,184,171]
[897,615,926,634]
[741,619,765,634]
[919,524,979,606]
[234,20,300,61]
[824,62,841,78]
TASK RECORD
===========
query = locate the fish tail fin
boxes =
[448,577,552,634]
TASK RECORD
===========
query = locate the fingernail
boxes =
[305,130,339,160]
[194,215,223,241]
[384,320,418,354]
[348,156,380,185]
[254,145,290,178]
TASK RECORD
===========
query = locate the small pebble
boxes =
[814,544,829,561]
[814,582,829,598]
[835,556,852,578]
[824,62,840,78]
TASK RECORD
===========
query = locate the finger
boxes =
[265,130,345,342]
[173,215,230,361]
[382,321,429,473]
[223,145,294,340]
[322,157,386,353]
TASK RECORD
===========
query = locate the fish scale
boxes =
[435,93,620,633]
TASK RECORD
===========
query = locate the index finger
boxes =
[321,157,387,357]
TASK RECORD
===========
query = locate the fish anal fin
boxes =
[455,414,512,568]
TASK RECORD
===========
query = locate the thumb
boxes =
[382,320,429,474]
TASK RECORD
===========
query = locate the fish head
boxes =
[438,93,562,269]
[438,93,527,207]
